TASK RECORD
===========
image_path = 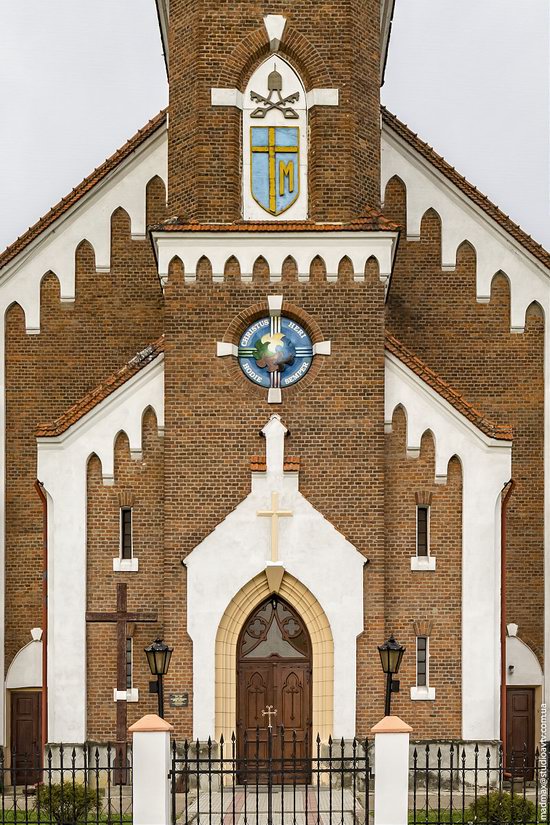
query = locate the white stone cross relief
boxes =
[257,491,293,562]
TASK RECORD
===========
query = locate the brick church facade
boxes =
[1,1,546,767]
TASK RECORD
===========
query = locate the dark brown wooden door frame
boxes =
[10,691,42,786]
[506,687,535,780]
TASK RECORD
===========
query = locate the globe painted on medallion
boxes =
[238,317,314,389]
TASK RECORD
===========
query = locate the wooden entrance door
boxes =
[506,688,535,779]
[11,692,41,786]
[237,597,312,782]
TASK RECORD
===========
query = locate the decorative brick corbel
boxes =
[118,490,134,508]
[415,491,433,506]
[412,619,434,637]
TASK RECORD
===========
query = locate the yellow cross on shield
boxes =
[251,126,300,216]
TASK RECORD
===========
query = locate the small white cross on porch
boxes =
[257,491,293,562]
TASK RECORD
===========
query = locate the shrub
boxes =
[35,781,98,825]
[466,790,536,824]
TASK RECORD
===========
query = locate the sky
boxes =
[0,1,549,252]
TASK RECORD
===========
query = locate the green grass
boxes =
[0,813,132,823]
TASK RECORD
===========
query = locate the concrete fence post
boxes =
[371,715,413,825]
[129,713,174,825]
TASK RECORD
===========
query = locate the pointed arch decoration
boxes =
[215,570,334,742]
[243,57,308,221]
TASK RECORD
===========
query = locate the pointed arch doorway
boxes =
[237,596,312,778]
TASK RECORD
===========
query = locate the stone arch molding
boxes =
[382,128,549,334]
[385,351,511,740]
[36,355,164,743]
[186,414,364,742]
[215,571,334,742]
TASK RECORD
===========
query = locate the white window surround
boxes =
[113,507,137,571]
[411,636,435,701]
[113,688,139,703]
[411,504,436,572]
[411,685,436,701]
[411,556,436,572]
[113,558,139,572]
[411,505,435,571]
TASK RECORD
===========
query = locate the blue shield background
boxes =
[251,127,299,216]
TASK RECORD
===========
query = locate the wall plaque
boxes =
[169,692,189,708]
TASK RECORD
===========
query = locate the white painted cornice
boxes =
[152,229,398,290]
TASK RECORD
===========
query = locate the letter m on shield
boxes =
[251,127,300,216]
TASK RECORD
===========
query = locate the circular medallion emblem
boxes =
[238,317,313,389]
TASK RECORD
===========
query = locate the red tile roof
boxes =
[385,332,513,441]
[36,338,164,438]
[382,107,550,271]
[0,110,168,271]
[150,211,399,233]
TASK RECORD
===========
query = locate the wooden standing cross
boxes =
[86,582,157,782]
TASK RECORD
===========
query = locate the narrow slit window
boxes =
[126,638,133,690]
[121,508,133,560]
[417,505,429,557]
[416,636,428,687]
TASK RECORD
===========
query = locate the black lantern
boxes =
[378,635,405,716]
[145,638,173,718]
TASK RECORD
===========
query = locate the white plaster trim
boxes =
[306,89,339,108]
[187,415,364,739]
[267,294,283,316]
[506,636,543,686]
[216,342,238,357]
[382,121,550,716]
[153,231,398,287]
[113,688,139,703]
[113,557,139,572]
[5,640,42,689]
[313,340,332,356]
[263,15,286,52]
[385,353,512,739]
[37,357,164,742]
[211,88,243,109]
[410,686,436,701]
[410,556,436,572]
[268,388,282,404]
[507,622,519,637]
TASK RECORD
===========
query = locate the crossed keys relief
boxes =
[250,65,300,119]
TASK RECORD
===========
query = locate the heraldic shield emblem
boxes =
[251,126,299,216]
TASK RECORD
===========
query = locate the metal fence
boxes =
[170,728,372,825]
[410,743,550,825]
[0,743,132,824]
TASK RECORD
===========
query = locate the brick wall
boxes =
[384,176,545,664]
[162,256,387,738]
[86,411,164,740]
[384,410,463,738]
[4,180,166,676]
[167,0,381,222]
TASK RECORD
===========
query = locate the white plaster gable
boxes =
[381,123,550,333]
[385,353,512,740]
[37,355,164,743]
[0,125,166,744]
[6,638,42,690]
[506,636,543,687]
[186,415,365,740]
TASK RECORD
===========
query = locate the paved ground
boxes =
[174,786,371,825]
